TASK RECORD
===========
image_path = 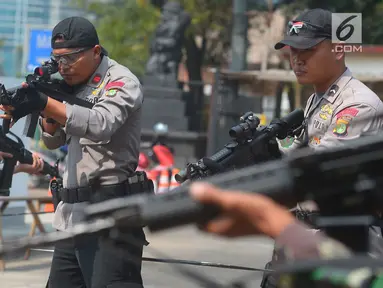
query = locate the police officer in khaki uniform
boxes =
[260,8,383,287]
[276,9,383,153]
[283,66,383,152]
[285,67,383,151]
[1,17,152,288]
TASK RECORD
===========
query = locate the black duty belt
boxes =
[59,172,154,204]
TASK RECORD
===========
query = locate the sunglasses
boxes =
[50,47,92,67]
[287,21,331,38]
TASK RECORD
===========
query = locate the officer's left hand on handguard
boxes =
[267,138,282,159]
[251,137,282,162]
[0,83,48,124]
[202,157,225,175]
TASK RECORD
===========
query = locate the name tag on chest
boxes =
[80,86,102,105]
[313,119,325,130]
[85,97,100,105]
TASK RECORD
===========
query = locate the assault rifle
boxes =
[175,109,305,183]
[0,127,60,196]
[85,132,383,253]
[0,59,95,137]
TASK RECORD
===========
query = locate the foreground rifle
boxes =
[0,59,95,137]
[0,126,60,196]
[83,132,383,253]
[1,132,383,255]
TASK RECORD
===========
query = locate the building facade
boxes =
[0,0,86,77]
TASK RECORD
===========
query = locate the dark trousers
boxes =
[47,228,146,288]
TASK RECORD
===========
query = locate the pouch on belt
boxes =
[49,177,63,211]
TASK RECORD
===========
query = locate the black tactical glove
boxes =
[267,137,282,159]
[202,157,225,175]
[249,137,282,164]
[9,85,48,122]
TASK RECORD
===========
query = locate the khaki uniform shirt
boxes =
[282,68,383,154]
[40,56,143,231]
[276,68,383,255]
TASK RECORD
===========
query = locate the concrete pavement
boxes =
[0,225,274,288]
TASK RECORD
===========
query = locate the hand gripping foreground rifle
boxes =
[175,109,305,183]
[0,59,95,137]
[0,126,60,196]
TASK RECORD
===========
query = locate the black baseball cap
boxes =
[275,9,333,50]
[51,16,108,56]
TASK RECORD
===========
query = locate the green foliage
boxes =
[75,0,160,76]
[75,0,232,76]
[176,0,232,65]
[280,0,383,44]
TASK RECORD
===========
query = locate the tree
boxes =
[76,0,232,81]
[76,0,233,131]
[176,0,232,83]
[280,0,383,44]
[75,0,160,76]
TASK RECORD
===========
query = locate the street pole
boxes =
[209,0,248,153]
[230,0,248,71]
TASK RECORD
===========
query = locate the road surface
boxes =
[0,224,274,288]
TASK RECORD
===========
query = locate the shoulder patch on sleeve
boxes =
[105,81,125,90]
[125,79,139,89]
[333,115,353,137]
[336,107,359,118]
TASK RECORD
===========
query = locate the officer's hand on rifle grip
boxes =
[1,83,48,124]
[0,151,13,161]
[0,105,14,129]
[0,105,14,117]
[14,85,48,121]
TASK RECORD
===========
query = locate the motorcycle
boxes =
[141,123,180,194]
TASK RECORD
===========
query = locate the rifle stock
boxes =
[0,157,17,196]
